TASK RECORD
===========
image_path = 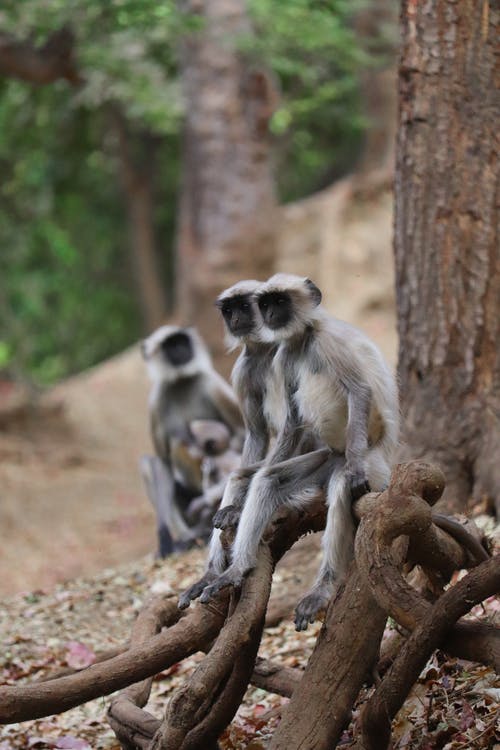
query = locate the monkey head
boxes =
[215,280,264,349]
[141,325,212,384]
[256,273,322,342]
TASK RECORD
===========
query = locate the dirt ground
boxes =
[0,348,157,596]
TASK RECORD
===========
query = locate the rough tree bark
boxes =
[176,0,278,372]
[395,0,500,514]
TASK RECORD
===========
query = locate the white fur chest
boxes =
[263,362,287,434]
[295,365,348,451]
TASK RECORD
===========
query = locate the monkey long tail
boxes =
[322,469,354,584]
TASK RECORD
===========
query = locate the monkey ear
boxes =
[305,278,322,307]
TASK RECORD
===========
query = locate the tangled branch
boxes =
[0,462,496,750]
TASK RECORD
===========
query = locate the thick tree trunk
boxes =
[395,0,500,514]
[176,0,278,372]
[114,113,168,333]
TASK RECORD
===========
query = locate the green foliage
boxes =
[248,0,369,200]
[0,0,388,384]
[0,1,182,383]
[0,81,139,382]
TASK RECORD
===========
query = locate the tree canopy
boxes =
[0,0,376,383]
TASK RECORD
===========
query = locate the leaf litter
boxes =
[0,544,498,749]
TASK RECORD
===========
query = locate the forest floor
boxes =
[0,263,498,747]
[1,543,498,750]
[0,348,155,596]
[0,355,499,749]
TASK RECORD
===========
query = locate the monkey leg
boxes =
[140,455,196,557]
[178,470,242,609]
[295,451,391,630]
[199,449,335,604]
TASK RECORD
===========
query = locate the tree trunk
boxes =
[395,0,500,514]
[176,0,278,373]
[355,0,398,175]
[114,113,169,334]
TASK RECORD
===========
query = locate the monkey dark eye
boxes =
[222,305,231,315]
[260,300,268,309]
[242,302,249,311]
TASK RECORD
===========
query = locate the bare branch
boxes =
[153,545,274,749]
[0,600,223,724]
[359,555,500,750]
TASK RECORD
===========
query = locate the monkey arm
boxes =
[241,410,270,465]
[344,382,372,501]
[266,412,304,465]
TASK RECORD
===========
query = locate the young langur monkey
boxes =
[198,274,399,626]
[178,281,332,609]
[141,325,244,557]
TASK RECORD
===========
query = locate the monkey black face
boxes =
[161,331,194,367]
[216,295,255,338]
[257,291,293,331]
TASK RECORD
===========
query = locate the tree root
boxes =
[0,462,496,750]
[268,462,496,750]
[359,555,500,750]
[151,545,273,749]
[107,597,182,749]
[0,597,224,723]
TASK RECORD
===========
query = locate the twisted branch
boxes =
[359,555,500,750]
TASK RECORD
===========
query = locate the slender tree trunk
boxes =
[395,0,500,514]
[176,0,278,371]
[114,113,168,333]
[355,0,398,175]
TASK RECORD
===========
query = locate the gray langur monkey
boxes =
[197,274,399,627]
[141,324,244,557]
[178,281,332,609]
[258,273,399,629]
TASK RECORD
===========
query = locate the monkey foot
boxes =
[212,504,241,529]
[294,588,332,631]
[199,566,247,603]
[178,571,217,609]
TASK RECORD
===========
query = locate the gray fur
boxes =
[141,325,244,557]
[256,275,399,628]
[179,281,277,608]
[180,274,399,625]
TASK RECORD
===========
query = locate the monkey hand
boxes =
[199,565,248,603]
[178,571,217,610]
[347,469,371,503]
[212,504,241,529]
[294,582,335,631]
